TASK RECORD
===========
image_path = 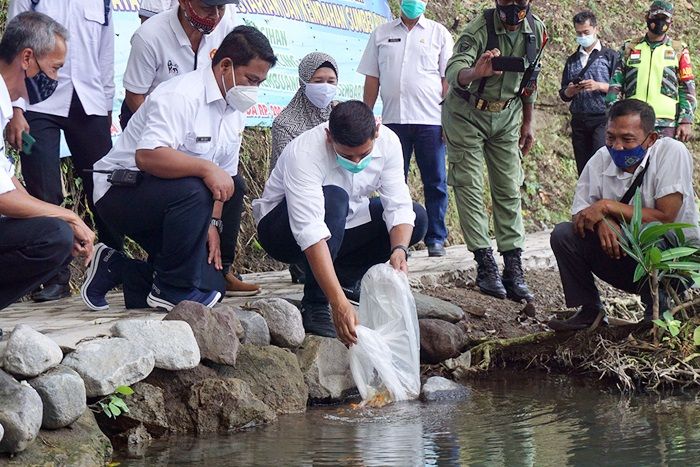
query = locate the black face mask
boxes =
[647,17,670,35]
[24,58,58,105]
[496,2,530,26]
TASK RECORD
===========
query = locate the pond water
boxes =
[115,372,700,466]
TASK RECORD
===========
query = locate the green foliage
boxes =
[89,385,132,420]
[693,326,700,347]
[653,310,682,338]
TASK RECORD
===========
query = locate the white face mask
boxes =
[304,82,337,109]
[222,66,258,114]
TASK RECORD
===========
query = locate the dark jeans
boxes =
[257,185,428,305]
[385,123,447,245]
[0,217,74,310]
[95,174,245,308]
[22,91,119,286]
[570,113,607,176]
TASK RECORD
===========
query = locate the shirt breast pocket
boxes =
[419,46,439,73]
[183,132,213,158]
[84,2,105,25]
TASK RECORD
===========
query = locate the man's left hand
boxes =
[389,248,408,274]
[207,225,222,270]
[675,123,692,142]
[519,122,535,156]
[574,201,607,237]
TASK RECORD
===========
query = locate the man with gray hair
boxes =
[5,0,117,302]
[0,11,95,310]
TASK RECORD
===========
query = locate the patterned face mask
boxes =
[607,134,651,169]
[25,57,58,105]
[183,1,219,34]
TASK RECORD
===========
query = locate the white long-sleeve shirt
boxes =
[9,0,115,117]
[252,123,416,251]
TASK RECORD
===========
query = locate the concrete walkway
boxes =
[0,231,555,350]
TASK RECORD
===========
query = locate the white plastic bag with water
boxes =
[349,264,421,403]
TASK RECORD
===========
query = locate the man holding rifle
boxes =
[442,0,546,303]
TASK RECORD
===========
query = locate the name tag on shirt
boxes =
[196,136,212,143]
[388,38,401,43]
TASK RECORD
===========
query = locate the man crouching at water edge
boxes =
[548,99,700,331]
[252,101,428,346]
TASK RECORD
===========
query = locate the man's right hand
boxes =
[332,299,359,347]
[473,48,503,79]
[6,108,29,151]
[66,214,95,266]
[597,219,623,260]
[203,165,234,202]
[564,82,581,98]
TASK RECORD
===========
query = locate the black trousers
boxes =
[257,185,428,305]
[95,174,245,308]
[0,217,74,310]
[22,91,119,286]
[570,113,607,176]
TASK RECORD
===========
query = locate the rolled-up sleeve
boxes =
[445,26,483,91]
[654,142,694,201]
[378,132,415,231]
[571,156,603,215]
[282,151,332,251]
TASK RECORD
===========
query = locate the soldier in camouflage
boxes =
[606,0,696,141]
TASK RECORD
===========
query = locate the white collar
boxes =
[204,66,225,105]
[579,40,602,55]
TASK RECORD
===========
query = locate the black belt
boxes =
[453,88,513,112]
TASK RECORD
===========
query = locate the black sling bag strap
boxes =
[574,49,601,82]
[619,161,650,205]
[476,9,539,98]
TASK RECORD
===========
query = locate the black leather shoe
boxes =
[502,249,534,302]
[32,283,71,302]
[473,248,506,299]
[301,302,337,338]
[548,307,607,331]
[427,242,446,257]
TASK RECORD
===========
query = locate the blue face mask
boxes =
[576,34,596,48]
[607,134,651,169]
[336,152,373,174]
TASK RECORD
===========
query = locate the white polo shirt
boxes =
[357,15,453,125]
[252,123,416,251]
[9,0,114,117]
[93,66,245,203]
[0,75,16,196]
[123,4,237,95]
[138,0,178,18]
[573,137,700,246]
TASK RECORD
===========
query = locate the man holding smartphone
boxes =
[559,11,618,175]
[442,0,546,303]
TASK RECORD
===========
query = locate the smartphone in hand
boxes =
[21,131,35,155]
[491,56,526,73]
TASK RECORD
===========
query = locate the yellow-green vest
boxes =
[625,39,681,120]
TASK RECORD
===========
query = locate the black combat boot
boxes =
[502,248,534,302]
[473,248,506,299]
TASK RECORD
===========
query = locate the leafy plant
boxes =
[653,311,682,346]
[90,385,133,419]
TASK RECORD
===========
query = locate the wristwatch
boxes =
[210,218,223,234]
[391,244,409,261]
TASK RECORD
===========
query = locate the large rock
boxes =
[419,319,466,364]
[420,376,470,402]
[211,344,308,414]
[28,365,87,429]
[414,293,466,323]
[165,302,241,366]
[2,324,63,378]
[235,309,271,346]
[98,381,170,438]
[62,338,155,397]
[248,298,305,349]
[296,335,356,402]
[4,411,112,467]
[111,319,200,371]
[0,370,43,453]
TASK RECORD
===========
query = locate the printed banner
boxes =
[111,0,391,130]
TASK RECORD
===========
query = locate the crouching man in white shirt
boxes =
[548,99,700,331]
[253,101,428,346]
[0,12,94,310]
[80,26,275,312]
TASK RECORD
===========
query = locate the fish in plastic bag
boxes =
[349,264,420,405]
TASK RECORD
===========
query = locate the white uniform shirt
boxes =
[0,76,16,196]
[123,5,237,95]
[8,0,115,117]
[573,137,700,246]
[252,123,416,251]
[138,0,178,18]
[579,40,602,68]
[93,66,245,202]
[357,16,453,125]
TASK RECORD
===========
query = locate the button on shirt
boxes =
[572,137,700,245]
[357,16,453,125]
[124,5,237,95]
[138,0,178,18]
[0,76,16,197]
[8,0,114,117]
[252,123,416,251]
[93,66,244,203]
